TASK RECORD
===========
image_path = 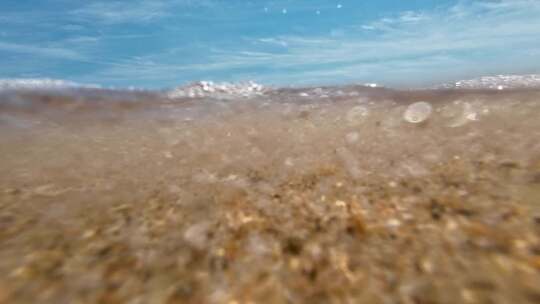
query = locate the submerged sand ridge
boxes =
[1,87,540,303]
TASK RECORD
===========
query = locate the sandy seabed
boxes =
[1,87,540,303]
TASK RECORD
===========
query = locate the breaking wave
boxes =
[436,74,540,90]
[1,74,540,101]
[0,78,101,91]
[165,81,267,99]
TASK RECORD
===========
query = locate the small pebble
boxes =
[420,259,434,273]
[446,220,458,231]
[163,151,173,159]
[4,188,20,195]
[345,132,359,144]
[184,222,212,249]
[386,218,402,228]
[402,213,414,221]
[284,157,294,167]
[335,200,346,208]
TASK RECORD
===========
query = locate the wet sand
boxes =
[1,87,540,303]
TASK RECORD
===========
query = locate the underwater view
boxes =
[1,1,540,303]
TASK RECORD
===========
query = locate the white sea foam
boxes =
[166,81,267,100]
[437,74,540,90]
[0,78,100,91]
[2,74,539,97]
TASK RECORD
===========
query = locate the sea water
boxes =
[1,75,540,303]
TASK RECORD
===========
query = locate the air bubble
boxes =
[403,101,432,123]
[346,106,369,124]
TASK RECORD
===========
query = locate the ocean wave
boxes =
[2,74,540,98]
[435,74,540,90]
[0,78,100,91]
[166,81,267,99]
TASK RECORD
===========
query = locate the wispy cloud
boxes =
[257,38,289,48]
[70,1,169,24]
[181,0,540,86]
[8,0,538,88]
[70,0,218,24]
[0,41,84,60]
[65,36,100,44]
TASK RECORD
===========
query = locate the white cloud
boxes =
[70,0,218,24]
[71,1,169,24]
[66,36,100,44]
[72,0,540,87]
[195,0,540,86]
[257,38,288,47]
[398,11,428,23]
[0,41,84,60]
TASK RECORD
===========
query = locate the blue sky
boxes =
[1,0,540,88]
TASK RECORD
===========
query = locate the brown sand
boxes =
[1,88,540,303]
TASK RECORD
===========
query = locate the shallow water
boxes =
[1,85,540,303]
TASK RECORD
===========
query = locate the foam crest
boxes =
[166,81,267,99]
[437,74,540,90]
[0,78,100,91]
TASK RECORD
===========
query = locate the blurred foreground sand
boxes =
[1,87,540,303]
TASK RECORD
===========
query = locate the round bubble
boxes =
[346,106,369,124]
[403,101,433,123]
